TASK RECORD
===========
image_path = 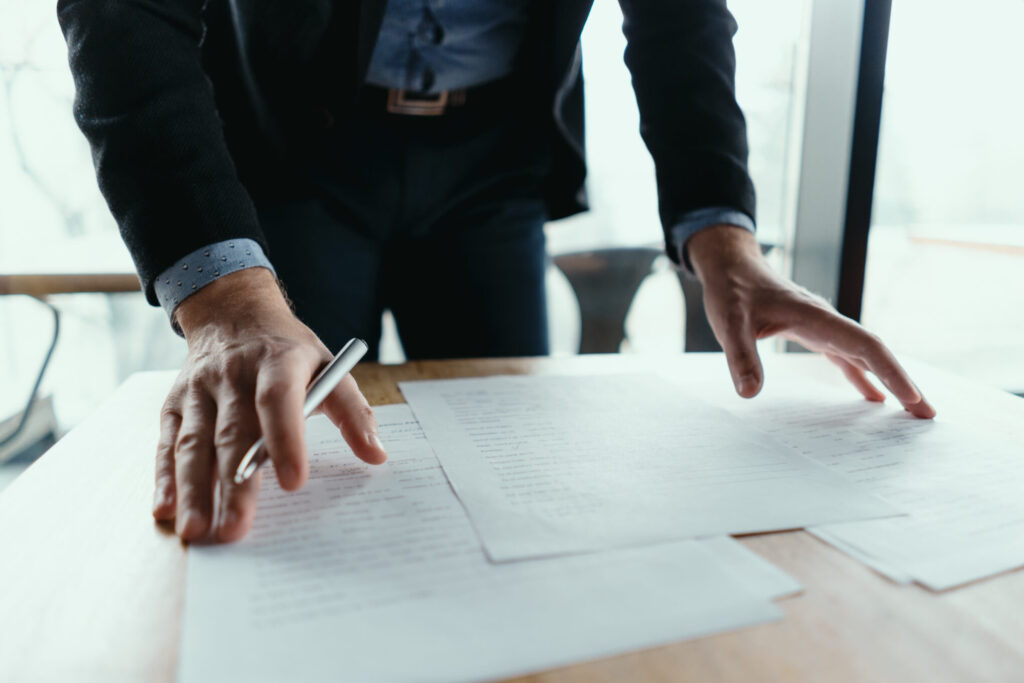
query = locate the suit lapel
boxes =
[356,0,388,83]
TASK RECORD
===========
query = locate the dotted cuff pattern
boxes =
[154,238,274,333]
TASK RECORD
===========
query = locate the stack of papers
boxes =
[181,367,1023,680]
[179,405,800,683]
[718,388,1024,590]
[398,374,896,561]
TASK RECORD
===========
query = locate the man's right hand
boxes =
[151,267,387,543]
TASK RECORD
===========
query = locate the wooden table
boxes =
[2,354,1023,682]
[0,232,140,297]
[0,272,140,297]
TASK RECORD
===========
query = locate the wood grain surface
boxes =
[1,354,1022,683]
[0,273,141,297]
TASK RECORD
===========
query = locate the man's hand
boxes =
[686,225,935,418]
[151,268,387,542]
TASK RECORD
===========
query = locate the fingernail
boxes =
[367,432,387,461]
[737,374,759,395]
[915,398,937,419]
[221,507,238,531]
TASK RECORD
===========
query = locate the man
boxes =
[58,0,934,544]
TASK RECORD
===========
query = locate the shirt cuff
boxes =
[154,238,275,333]
[670,207,756,275]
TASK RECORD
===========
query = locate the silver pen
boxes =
[233,338,369,485]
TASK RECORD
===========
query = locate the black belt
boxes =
[358,77,516,117]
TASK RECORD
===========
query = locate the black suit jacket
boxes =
[58,0,755,304]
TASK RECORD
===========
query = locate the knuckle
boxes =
[255,382,290,410]
[261,336,301,360]
[184,374,208,398]
[159,405,182,426]
[161,388,185,417]
[723,308,747,331]
[854,332,882,357]
[283,346,318,371]
[193,348,253,386]
[175,429,207,455]
[155,472,175,491]
[214,419,252,451]
[865,331,884,348]
[354,403,376,425]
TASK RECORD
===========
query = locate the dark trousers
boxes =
[259,87,551,361]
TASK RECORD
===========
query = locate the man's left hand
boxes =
[686,224,935,419]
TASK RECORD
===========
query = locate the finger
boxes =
[711,310,764,398]
[153,405,182,521]
[851,337,936,419]
[321,374,388,465]
[826,352,886,403]
[212,386,263,542]
[254,354,313,491]
[783,309,936,419]
[174,386,218,540]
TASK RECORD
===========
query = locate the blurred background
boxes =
[2,0,1022,486]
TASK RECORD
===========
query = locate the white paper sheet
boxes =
[808,528,914,584]
[698,536,803,599]
[718,386,1024,590]
[398,374,897,562]
[179,405,787,683]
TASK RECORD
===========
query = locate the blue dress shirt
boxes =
[364,0,530,94]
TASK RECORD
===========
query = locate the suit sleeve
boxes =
[58,0,267,304]
[617,0,756,263]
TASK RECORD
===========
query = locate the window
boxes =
[554,0,809,252]
[545,0,810,353]
[862,0,1024,391]
[0,4,183,431]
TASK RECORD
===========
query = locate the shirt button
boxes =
[417,16,444,45]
